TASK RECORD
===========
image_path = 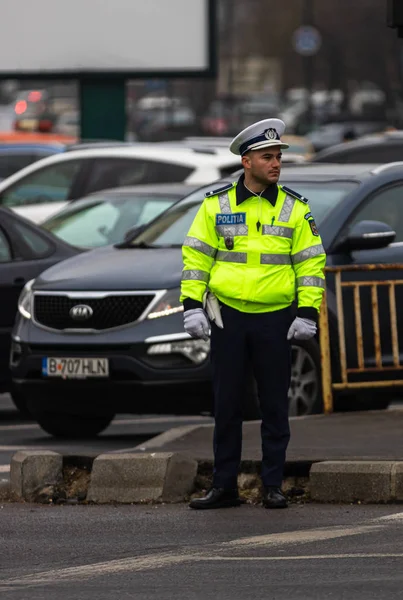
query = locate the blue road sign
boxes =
[292,26,322,56]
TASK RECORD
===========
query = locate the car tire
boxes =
[10,390,31,418]
[29,410,115,438]
[289,339,323,416]
[243,338,322,420]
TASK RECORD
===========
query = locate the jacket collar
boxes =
[235,173,278,207]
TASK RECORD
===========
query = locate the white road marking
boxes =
[0,424,39,431]
[0,416,211,433]
[376,512,403,522]
[0,446,39,451]
[111,417,212,427]
[0,465,10,473]
[223,525,381,548]
[0,552,201,589]
[205,553,403,561]
[1,549,403,590]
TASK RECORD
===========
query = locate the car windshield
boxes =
[42,193,179,248]
[282,180,358,222]
[129,180,357,247]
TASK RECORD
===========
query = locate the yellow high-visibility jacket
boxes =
[180,180,326,320]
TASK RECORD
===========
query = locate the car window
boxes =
[286,143,309,154]
[0,160,81,207]
[316,144,403,164]
[281,180,357,224]
[85,158,193,194]
[12,221,53,257]
[131,181,356,247]
[339,145,403,164]
[43,194,177,248]
[348,184,403,243]
[132,190,207,246]
[0,228,12,262]
[219,163,243,178]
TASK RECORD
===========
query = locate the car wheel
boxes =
[243,338,322,420]
[289,339,322,416]
[29,410,115,438]
[10,390,31,418]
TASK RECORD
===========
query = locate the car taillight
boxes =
[38,119,53,132]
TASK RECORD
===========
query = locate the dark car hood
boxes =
[34,245,184,291]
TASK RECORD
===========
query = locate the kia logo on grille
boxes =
[69,304,93,321]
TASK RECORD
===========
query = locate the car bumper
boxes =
[10,317,213,414]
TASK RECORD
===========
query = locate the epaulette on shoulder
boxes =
[204,182,235,198]
[282,185,308,204]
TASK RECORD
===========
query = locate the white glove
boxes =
[287,317,317,341]
[183,308,210,341]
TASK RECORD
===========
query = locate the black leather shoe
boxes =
[262,487,288,509]
[189,487,241,510]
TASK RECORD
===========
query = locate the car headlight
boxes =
[147,338,210,364]
[18,279,35,319]
[147,289,183,320]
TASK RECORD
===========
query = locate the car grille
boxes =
[33,294,155,331]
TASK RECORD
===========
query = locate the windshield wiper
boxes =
[115,241,182,250]
[114,241,155,249]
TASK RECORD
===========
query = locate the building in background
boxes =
[0,0,402,141]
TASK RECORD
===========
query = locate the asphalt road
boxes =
[0,393,213,476]
[1,502,403,599]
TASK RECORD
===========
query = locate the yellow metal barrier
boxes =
[319,264,403,414]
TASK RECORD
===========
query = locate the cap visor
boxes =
[249,140,289,152]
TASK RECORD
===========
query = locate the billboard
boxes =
[0,0,216,78]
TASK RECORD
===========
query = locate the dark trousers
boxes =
[210,303,292,489]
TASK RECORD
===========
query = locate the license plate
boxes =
[42,357,109,379]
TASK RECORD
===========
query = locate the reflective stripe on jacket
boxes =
[180,183,326,314]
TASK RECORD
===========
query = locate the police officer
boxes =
[180,118,326,510]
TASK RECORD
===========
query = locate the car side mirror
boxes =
[333,220,396,252]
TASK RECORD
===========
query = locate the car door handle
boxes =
[13,277,25,286]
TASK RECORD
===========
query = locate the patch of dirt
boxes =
[46,466,91,504]
[62,466,91,499]
[188,471,310,505]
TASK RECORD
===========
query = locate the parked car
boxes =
[0,144,242,223]
[0,207,80,411]
[0,143,64,181]
[12,88,76,134]
[41,184,198,248]
[178,136,311,163]
[0,186,197,412]
[307,120,389,152]
[12,89,55,133]
[312,130,403,163]
[281,135,315,160]
[10,162,403,437]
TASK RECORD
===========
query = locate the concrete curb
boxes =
[87,452,198,504]
[11,450,63,503]
[310,461,403,503]
[8,450,199,505]
[5,450,403,505]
